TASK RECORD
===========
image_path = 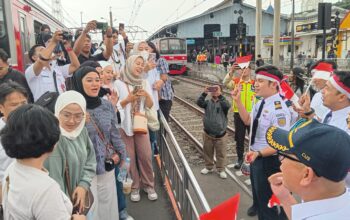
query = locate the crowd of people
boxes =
[212,56,350,219]
[0,20,174,220]
[1,17,350,220]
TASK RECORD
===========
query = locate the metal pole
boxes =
[322,28,326,59]
[273,0,281,65]
[255,0,262,60]
[109,6,113,27]
[290,0,295,70]
[80,11,83,28]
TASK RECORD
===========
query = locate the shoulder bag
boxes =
[64,149,94,215]
[142,80,159,131]
[126,83,148,134]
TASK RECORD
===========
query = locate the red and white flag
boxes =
[268,194,281,208]
[236,55,252,69]
[200,194,240,220]
[280,80,301,109]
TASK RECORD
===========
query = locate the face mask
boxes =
[140,50,149,61]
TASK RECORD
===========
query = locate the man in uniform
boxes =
[223,56,254,170]
[299,70,350,186]
[268,120,350,220]
[309,60,336,121]
[232,65,290,220]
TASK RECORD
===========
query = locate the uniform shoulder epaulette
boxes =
[274,101,282,110]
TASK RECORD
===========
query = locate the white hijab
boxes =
[55,91,86,140]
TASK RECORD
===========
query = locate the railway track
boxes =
[169,95,252,198]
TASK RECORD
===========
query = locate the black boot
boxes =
[233,157,243,169]
[247,205,257,216]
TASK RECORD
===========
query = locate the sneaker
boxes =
[144,187,158,201]
[130,189,140,202]
[233,158,243,169]
[153,144,159,156]
[218,171,227,179]
[201,168,213,175]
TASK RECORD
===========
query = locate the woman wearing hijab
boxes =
[71,66,127,220]
[114,55,157,202]
[132,41,163,156]
[44,91,96,216]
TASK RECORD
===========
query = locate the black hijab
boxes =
[72,66,102,109]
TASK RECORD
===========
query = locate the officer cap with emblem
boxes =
[265,119,350,182]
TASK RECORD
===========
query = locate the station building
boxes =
[148,0,289,61]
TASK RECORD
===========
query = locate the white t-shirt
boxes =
[25,61,71,101]
[114,79,152,136]
[2,162,72,220]
[144,68,160,110]
[310,92,329,121]
[0,118,13,185]
[94,42,126,75]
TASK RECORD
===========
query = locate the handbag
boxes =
[125,82,149,134]
[64,150,94,215]
[35,91,59,113]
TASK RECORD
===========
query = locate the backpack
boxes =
[35,92,59,113]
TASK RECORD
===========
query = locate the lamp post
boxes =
[290,0,295,70]
[234,9,244,56]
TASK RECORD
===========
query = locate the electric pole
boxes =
[255,0,262,60]
[290,0,295,70]
[109,6,113,27]
[273,0,281,65]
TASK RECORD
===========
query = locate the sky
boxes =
[34,0,341,41]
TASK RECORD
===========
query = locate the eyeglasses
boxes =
[278,153,301,163]
[278,152,320,177]
[60,112,84,123]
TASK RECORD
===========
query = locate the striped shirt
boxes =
[157,58,174,100]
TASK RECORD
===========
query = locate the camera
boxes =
[96,22,108,30]
[61,31,73,41]
[104,153,120,172]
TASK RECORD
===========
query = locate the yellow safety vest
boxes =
[232,78,255,112]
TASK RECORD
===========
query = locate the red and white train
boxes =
[0,0,66,72]
[152,37,187,75]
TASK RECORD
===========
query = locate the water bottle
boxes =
[118,157,130,182]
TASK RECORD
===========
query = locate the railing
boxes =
[157,112,211,220]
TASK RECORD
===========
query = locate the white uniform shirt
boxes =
[310,92,329,121]
[292,189,350,220]
[25,61,71,101]
[322,105,350,187]
[95,42,126,75]
[0,118,13,185]
[2,162,72,220]
[251,93,291,151]
[144,68,160,111]
[114,79,153,136]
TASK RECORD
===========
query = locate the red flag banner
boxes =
[268,194,281,208]
[200,194,240,220]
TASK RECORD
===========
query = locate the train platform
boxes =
[127,158,177,220]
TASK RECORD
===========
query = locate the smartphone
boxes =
[119,23,125,32]
[207,86,218,92]
[133,85,142,94]
[96,22,108,30]
[148,53,156,63]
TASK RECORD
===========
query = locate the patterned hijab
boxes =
[120,55,144,86]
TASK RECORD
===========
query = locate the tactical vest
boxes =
[232,78,255,112]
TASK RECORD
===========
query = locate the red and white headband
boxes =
[329,75,350,98]
[256,71,281,84]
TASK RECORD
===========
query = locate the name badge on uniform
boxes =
[274,101,282,110]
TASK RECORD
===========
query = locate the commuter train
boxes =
[0,0,66,72]
[152,37,187,75]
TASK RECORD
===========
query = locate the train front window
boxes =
[160,39,186,54]
[0,0,10,56]
[168,39,186,54]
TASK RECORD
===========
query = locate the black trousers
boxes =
[250,155,287,220]
[159,99,172,122]
[233,112,250,159]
